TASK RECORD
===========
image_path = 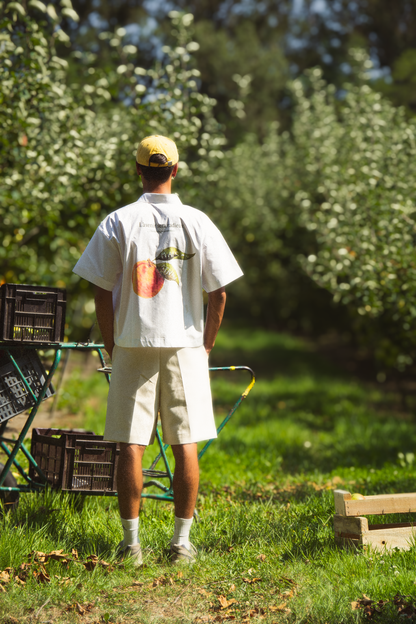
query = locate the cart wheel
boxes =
[0,463,20,513]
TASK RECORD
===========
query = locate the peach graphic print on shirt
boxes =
[132,247,195,299]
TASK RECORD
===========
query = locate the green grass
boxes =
[2,326,416,623]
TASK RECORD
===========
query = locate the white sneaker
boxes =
[169,542,197,564]
[116,540,143,567]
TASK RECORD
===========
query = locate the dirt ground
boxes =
[4,400,57,440]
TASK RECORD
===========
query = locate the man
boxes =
[73,135,243,565]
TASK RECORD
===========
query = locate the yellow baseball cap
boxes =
[136,135,179,167]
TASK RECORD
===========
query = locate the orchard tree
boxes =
[0,3,223,334]
[293,51,416,371]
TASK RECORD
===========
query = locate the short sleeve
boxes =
[201,218,243,293]
[73,222,122,291]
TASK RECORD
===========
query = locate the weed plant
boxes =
[1,327,416,623]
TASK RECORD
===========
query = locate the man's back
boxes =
[74,192,242,348]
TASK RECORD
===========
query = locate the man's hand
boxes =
[95,286,115,359]
[204,287,226,355]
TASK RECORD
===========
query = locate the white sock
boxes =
[171,516,193,548]
[121,517,139,547]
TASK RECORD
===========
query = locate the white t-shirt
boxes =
[73,193,243,348]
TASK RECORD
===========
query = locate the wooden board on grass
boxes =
[334,489,416,517]
[333,491,416,552]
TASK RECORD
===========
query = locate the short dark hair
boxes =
[139,153,175,183]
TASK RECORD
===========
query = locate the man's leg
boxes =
[117,443,146,517]
[117,443,146,563]
[171,443,199,517]
[170,443,199,559]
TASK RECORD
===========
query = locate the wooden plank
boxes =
[361,526,416,551]
[334,515,368,536]
[369,522,415,531]
[344,493,416,517]
[333,489,351,515]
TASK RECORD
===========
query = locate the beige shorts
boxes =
[104,345,217,446]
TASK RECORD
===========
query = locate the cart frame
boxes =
[0,343,255,505]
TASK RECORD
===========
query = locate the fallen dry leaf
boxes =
[352,593,416,620]
[269,603,288,612]
[213,614,236,622]
[151,575,174,588]
[27,551,46,562]
[0,571,10,584]
[243,577,262,584]
[0,584,6,593]
[83,555,98,571]
[33,568,51,584]
[281,589,295,598]
[351,594,378,619]
[278,576,297,586]
[247,607,266,616]
[131,581,144,587]
[48,549,64,557]
[218,595,238,609]
[66,602,95,616]
[257,554,266,562]
[229,584,236,592]
[351,595,374,610]
[83,561,96,571]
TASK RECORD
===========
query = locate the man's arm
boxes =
[204,287,226,355]
[95,286,115,359]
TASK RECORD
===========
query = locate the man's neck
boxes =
[142,179,172,194]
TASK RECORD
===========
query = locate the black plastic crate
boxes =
[0,284,66,344]
[29,429,120,493]
[0,349,55,425]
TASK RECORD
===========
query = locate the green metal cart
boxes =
[0,284,255,509]
[0,344,255,508]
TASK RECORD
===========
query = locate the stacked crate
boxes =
[334,489,416,551]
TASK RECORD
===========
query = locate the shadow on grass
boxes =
[9,492,118,556]
[211,327,338,379]
[209,328,416,475]
[215,418,416,474]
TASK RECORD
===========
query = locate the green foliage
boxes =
[191,19,288,144]
[189,120,339,331]
[4,2,416,369]
[376,48,416,111]
[193,129,308,323]
[186,49,416,367]
[291,51,416,369]
[0,7,223,335]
